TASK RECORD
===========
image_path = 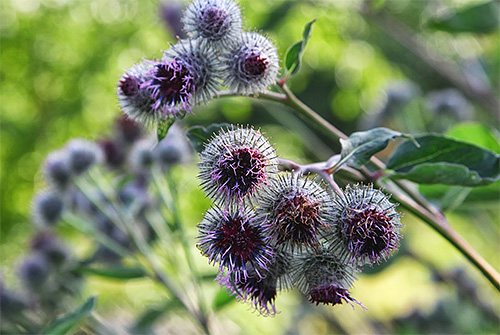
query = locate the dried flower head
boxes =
[258,174,335,251]
[118,61,158,126]
[291,247,363,308]
[197,205,273,282]
[221,32,279,95]
[328,184,402,266]
[199,125,278,205]
[183,0,242,49]
[31,191,64,227]
[66,139,102,175]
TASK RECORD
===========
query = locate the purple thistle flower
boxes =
[221,32,279,95]
[182,0,242,50]
[31,190,64,228]
[216,247,293,316]
[327,184,402,266]
[291,247,364,309]
[65,139,102,175]
[199,125,278,205]
[197,205,273,282]
[43,150,72,191]
[118,61,159,126]
[257,174,335,251]
[143,39,222,119]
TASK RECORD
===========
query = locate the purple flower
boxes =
[118,61,158,126]
[182,0,242,50]
[221,32,279,95]
[199,125,278,205]
[31,190,64,228]
[327,184,402,266]
[197,205,273,282]
[43,150,72,191]
[291,247,363,308]
[258,174,335,251]
[216,248,293,316]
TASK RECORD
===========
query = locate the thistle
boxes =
[327,184,402,266]
[291,247,363,308]
[31,190,64,228]
[66,139,102,175]
[216,248,293,316]
[197,205,273,282]
[199,125,278,205]
[221,32,279,95]
[258,173,335,251]
[182,0,242,50]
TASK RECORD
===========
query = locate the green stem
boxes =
[218,85,500,291]
[81,169,211,334]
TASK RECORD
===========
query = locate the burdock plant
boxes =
[9,0,500,333]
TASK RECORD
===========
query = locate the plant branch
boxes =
[233,84,500,291]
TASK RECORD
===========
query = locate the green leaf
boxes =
[285,18,317,76]
[340,127,416,168]
[157,118,176,142]
[446,122,500,154]
[426,1,499,33]
[387,135,500,186]
[43,296,96,335]
[76,265,146,280]
[129,300,180,335]
[212,289,236,311]
[186,123,230,153]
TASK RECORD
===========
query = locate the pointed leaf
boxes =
[157,118,176,142]
[387,135,500,186]
[76,265,146,280]
[285,18,317,76]
[340,127,416,168]
[212,289,236,311]
[43,296,96,335]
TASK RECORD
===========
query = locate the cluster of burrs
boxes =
[197,125,402,316]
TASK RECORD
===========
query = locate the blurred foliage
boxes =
[1,0,499,334]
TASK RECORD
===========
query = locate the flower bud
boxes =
[327,184,402,266]
[221,32,279,95]
[66,139,102,175]
[183,0,242,49]
[258,174,335,251]
[43,150,72,191]
[197,205,273,282]
[31,190,64,227]
[19,255,50,291]
[199,125,278,205]
[291,247,363,308]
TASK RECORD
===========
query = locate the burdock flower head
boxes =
[258,173,335,251]
[292,246,363,308]
[117,61,158,125]
[182,0,242,49]
[216,248,293,316]
[328,184,402,266]
[199,125,278,205]
[221,32,279,95]
[197,205,273,282]
[145,39,221,118]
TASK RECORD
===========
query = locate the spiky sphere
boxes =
[291,247,363,308]
[199,125,278,205]
[43,150,72,191]
[183,0,242,50]
[327,184,402,266]
[117,61,159,126]
[158,39,222,110]
[197,205,273,282]
[31,190,64,228]
[65,139,102,175]
[221,32,279,95]
[257,174,335,251]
